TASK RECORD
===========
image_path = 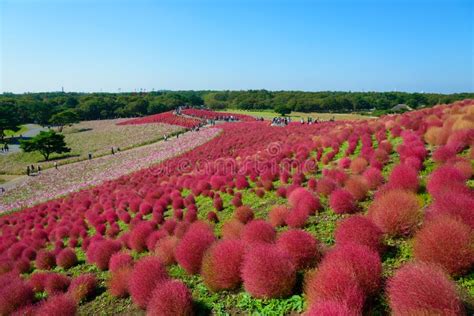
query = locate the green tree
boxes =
[275,104,291,116]
[20,130,71,161]
[0,101,21,143]
[50,110,80,132]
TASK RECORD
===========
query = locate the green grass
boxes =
[219,109,373,121]
[4,125,28,137]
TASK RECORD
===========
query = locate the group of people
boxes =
[271,117,292,126]
[1,143,10,153]
[26,164,42,176]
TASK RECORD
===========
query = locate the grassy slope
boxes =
[218,109,372,121]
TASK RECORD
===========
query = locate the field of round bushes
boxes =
[0,100,473,315]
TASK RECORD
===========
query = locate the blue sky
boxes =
[1,0,472,93]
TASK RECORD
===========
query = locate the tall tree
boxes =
[49,110,80,132]
[20,130,71,161]
[0,101,21,143]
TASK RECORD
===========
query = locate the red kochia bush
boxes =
[334,215,384,253]
[284,207,310,228]
[233,206,254,223]
[387,262,464,316]
[350,157,368,174]
[146,280,194,316]
[155,236,179,266]
[87,239,122,270]
[221,219,244,239]
[241,220,276,245]
[35,250,56,270]
[109,252,134,272]
[201,239,245,291]
[129,222,154,252]
[56,248,77,269]
[45,273,70,296]
[36,294,77,316]
[175,221,216,274]
[304,300,359,316]
[363,167,384,190]
[288,188,321,214]
[0,281,34,315]
[368,189,421,236]
[241,244,296,298]
[108,268,132,298]
[329,189,357,214]
[388,164,419,192]
[316,177,336,196]
[68,273,97,303]
[322,243,382,295]
[276,229,320,269]
[344,175,369,201]
[413,215,474,276]
[304,261,364,312]
[129,256,169,309]
[268,205,289,227]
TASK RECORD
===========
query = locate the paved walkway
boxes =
[1,124,48,155]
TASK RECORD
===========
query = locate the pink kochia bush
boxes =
[129,256,169,309]
[155,236,179,266]
[304,300,358,316]
[368,189,421,236]
[108,268,132,298]
[36,294,77,316]
[146,280,194,316]
[201,239,245,291]
[35,250,56,270]
[413,215,474,276]
[241,220,276,245]
[0,280,34,315]
[109,252,134,272]
[129,222,154,252]
[334,215,384,253]
[387,262,464,316]
[233,206,254,223]
[175,221,216,274]
[268,205,290,227]
[387,164,419,192]
[276,229,320,269]
[329,189,357,214]
[241,244,296,298]
[288,188,321,215]
[45,273,70,296]
[68,273,97,303]
[56,248,78,269]
[87,239,122,270]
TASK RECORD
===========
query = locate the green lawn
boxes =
[219,109,373,121]
[4,125,29,137]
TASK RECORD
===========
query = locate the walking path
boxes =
[0,124,48,155]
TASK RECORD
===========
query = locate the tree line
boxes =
[1,90,473,136]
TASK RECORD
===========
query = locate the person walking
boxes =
[88,152,92,160]
[54,162,58,170]
[37,165,41,174]
[31,165,35,174]
[27,165,30,176]
[111,147,115,155]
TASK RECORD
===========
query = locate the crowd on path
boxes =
[0,143,9,153]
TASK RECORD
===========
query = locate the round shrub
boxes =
[28,272,50,292]
[413,215,474,276]
[334,215,384,253]
[241,244,296,298]
[45,273,70,296]
[304,262,365,312]
[276,229,320,269]
[304,300,359,316]
[316,177,336,196]
[36,294,77,316]
[284,207,310,228]
[368,189,421,236]
[146,280,193,316]
[56,248,77,269]
[129,256,169,309]
[329,189,357,214]
[323,243,382,295]
[288,187,321,214]
[388,164,419,192]
[87,239,122,270]
[35,250,56,270]
[387,262,464,316]
[268,205,289,227]
[363,167,384,190]
[221,219,244,239]
[107,267,132,298]
[241,220,276,245]
[350,157,368,174]
[109,252,134,272]
[233,206,254,224]
[344,175,369,201]
[129,222,154,253]
[68,273,97,303]
[201,239,245,291]
[0,280,34,315]
[154,236,179,266]
[175,221,216,274]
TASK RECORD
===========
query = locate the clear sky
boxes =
[0,0,472,93]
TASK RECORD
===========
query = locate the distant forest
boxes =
[1,90,473,125]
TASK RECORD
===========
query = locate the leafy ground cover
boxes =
[0,119,183,175]
[0,100,472,315]
[219,108,372,121]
